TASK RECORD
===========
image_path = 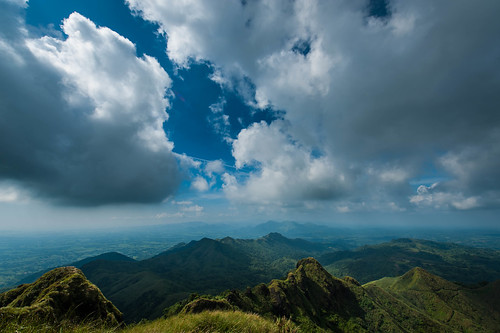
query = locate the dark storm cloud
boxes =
[320,0,500,209]
[329,1,500,159]
[129,0,500,212]
[0,3,180,205]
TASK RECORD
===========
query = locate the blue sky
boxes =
[1,0,499,230]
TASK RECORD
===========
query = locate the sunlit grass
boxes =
[2,310,298,333]
[124,311,298,333]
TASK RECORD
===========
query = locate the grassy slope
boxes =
[1,310,297,333]
[366,268,500,332]
[2,260,500,332]
[319,238,500,284]
[81,238,256,321]
[125,310,298,333]
[167,259,500,332]
[84,236,500,323]
[5,236,500,330]
[166,258,405,332]
[0,267,122,331]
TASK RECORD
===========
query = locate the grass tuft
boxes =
[125,310,299,333]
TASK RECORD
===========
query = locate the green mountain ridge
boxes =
[318,238,500,285]
[2,258,500,332]
[3,222,499,293]
[80,233,330,322]
[0,267,122,330]
[9,234,500,325]
[365,267,500,331]
[169,259,500,332]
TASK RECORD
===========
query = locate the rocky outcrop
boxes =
[0,267,122,327]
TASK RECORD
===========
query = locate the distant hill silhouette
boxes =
[17,251,136,285]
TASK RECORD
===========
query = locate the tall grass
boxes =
[0,319,122,333]
[2,311,298,333]
[124,310,299,333]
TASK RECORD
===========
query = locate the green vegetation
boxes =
[78,234,331,322]
[0,267,122,331]
[125,311,298,333]
[365,267,500,332]
[319,238,500,284]
[3,222,499,290]
[166,257,381,331]
[2,258,500,332]
[167,258,500,332]
[1,310,297,333]
[0,320,118,333]
[0,232,177,289]
[10,234,500,324]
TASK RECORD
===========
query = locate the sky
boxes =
[0,0,499,230]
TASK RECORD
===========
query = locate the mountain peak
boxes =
[392,266,459,292]
[296,257,322,268]
[168,257,357,330]
[295,257,334,280]
[407,266,427,275]
[262,232,286,240]
[292,257,346,296]
[0,266,122,326]
[402,266,436,280]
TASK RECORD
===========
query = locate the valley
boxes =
[3,225,500,327]
[1,255,499,332]
[2,221,499,291]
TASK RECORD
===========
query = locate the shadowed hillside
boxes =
[2,259,499,332]
[168,258,500,332]
[17,252,136,286]
[80,233,331,322]
[9,235,500,325]
[318,238,500,284]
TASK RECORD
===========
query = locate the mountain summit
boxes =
[169,258,500,332]
[0,267,122,329]
[79,233,329,321]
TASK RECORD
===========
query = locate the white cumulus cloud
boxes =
[191,176,209,192]
[224,121,346,205]
[0,5,181,205]
[129,0,500,212]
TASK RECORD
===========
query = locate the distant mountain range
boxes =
[16,251,136,286]
[318,238,500,285]
[10,232,337,322]
[13,233,500,324]
[80,233,331,322]
[2,233,500,332]
[2,220,499,293]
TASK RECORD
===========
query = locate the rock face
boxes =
[171,257,367,330]
[0,267,122,327]
[167,258,500,332]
